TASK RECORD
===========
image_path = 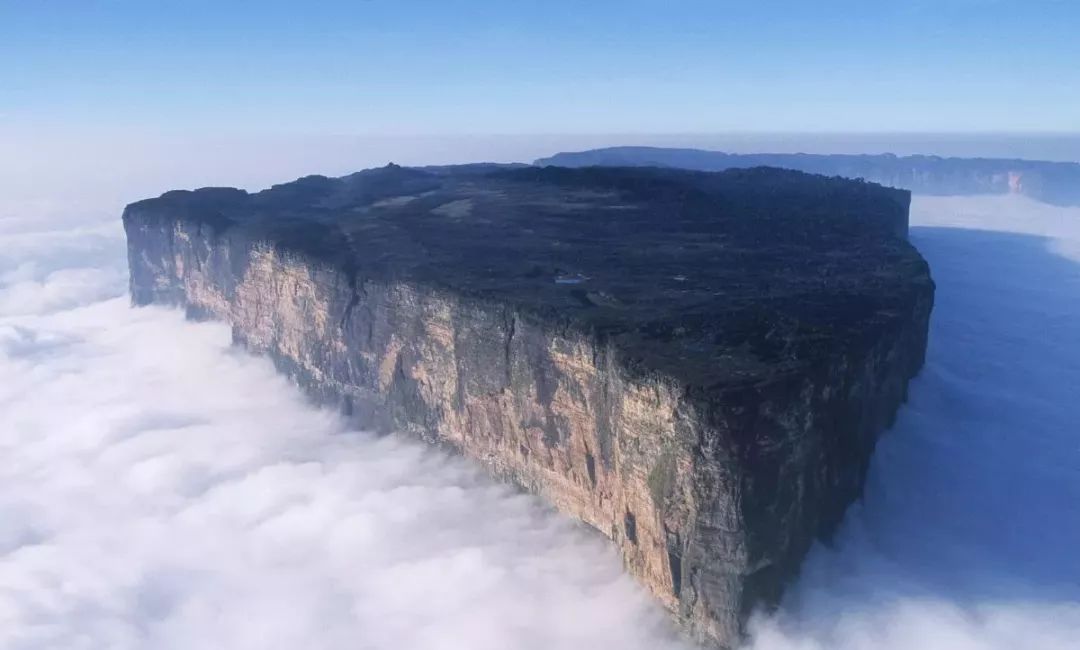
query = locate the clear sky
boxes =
[3,0,1079,135]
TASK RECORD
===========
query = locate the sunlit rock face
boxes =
[123,164,933,648]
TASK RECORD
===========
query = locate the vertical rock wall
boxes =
[124,212,932,648]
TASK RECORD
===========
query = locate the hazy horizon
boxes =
[5,131,1080,226]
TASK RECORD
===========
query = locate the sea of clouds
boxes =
[0,203,683,649]
[1,184,1078,649]
[746,195,1080,650]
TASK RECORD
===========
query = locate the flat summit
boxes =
[125,163,933,647]
[129,164,927,387]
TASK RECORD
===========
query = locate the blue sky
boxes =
[2,0,1079,134]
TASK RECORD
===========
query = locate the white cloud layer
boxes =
[1,190,1078,650]
[0,208,682,649]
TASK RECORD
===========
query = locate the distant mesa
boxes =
[536,146,1080,206]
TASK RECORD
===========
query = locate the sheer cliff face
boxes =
[124,166,933,648]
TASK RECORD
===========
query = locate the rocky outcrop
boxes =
[123,165,933,648]
[536,146,1080,206]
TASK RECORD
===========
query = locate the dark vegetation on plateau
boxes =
[126,164,930,387]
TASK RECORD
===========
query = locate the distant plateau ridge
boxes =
[536,146,1080,206]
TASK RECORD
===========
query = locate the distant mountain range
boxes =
[536,147,1080,206]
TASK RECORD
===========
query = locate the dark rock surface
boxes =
[123,164,934,648]
[537,146,1080,206]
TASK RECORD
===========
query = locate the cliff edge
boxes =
[123,164,934,648]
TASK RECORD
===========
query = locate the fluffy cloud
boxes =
[0,207,682,650]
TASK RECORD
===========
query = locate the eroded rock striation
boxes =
[123,164,934,648]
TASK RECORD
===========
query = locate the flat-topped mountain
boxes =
[129,165,920,387]
[537,146,1080,206]
[124,164,933,648]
